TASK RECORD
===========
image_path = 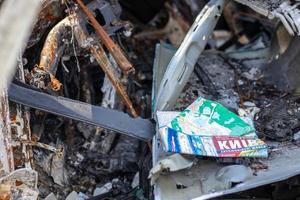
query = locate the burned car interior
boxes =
[1,0,300,199]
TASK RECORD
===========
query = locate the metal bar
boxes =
[8,83,154,141]
[72,15,138,117]
[75,0,135,75]
[90,45,138,117]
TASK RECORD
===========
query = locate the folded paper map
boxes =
[158,97,268,157]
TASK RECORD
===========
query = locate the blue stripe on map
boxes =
[188,135,202,155]
[168,128,181,153]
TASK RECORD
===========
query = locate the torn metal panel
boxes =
[149,154,193,185]
[195,144,300,199]
[151,42,176,115]
[155,0,225,111]
[215,165,252,188]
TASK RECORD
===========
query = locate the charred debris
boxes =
[2,0,300,199]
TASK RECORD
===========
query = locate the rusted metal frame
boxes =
[35,16,73,91]
[75,0,135,75]
[0,0,41,179]
[72,14,138,117]
[38,18,71,75]
[10,105,33,168]
[10,60,35,169]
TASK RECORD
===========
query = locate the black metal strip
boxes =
[8,83,154,141]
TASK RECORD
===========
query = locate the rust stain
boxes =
[49,37,57,68]
[15,180,23,186]
[31,66,63,91]
[49,74,62,91]
[10,115,17,124]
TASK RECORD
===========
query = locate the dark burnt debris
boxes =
[2,0,300,199]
